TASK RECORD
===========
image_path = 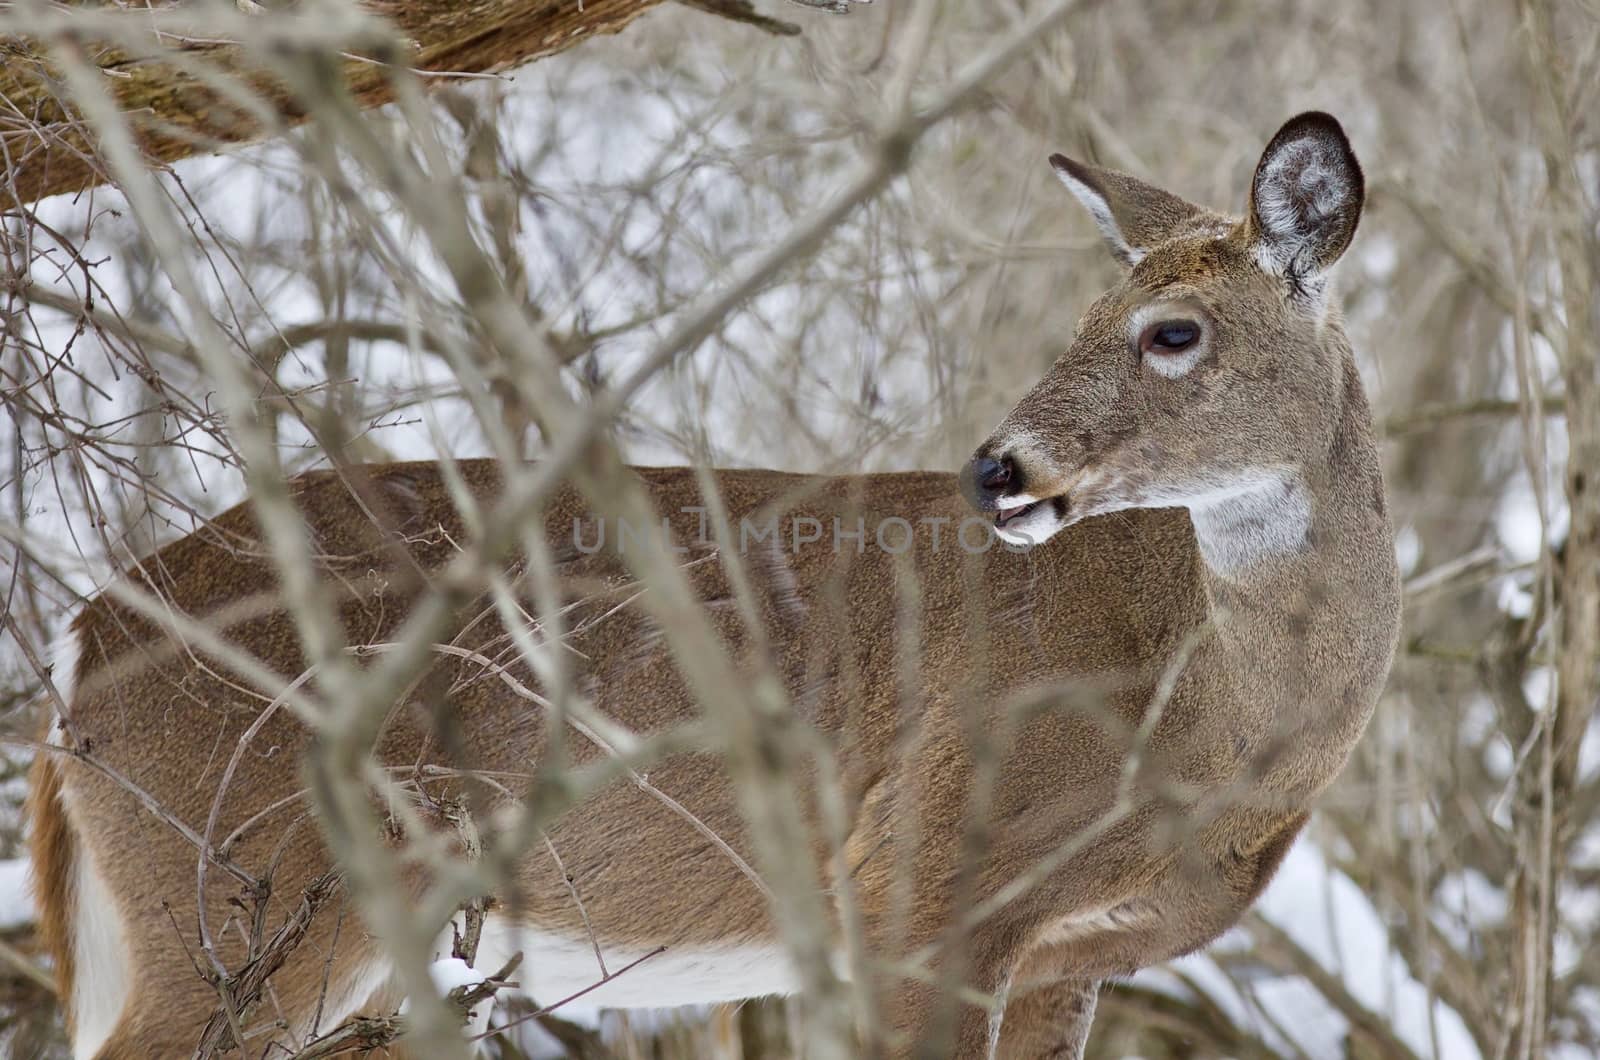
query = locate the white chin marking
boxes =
[994,506,1065,546]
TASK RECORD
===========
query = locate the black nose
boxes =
[961,454,1017,510]
[976,456,1012,491]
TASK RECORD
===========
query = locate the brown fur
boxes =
[24,750,75,1028]
[27,113,1401,1059]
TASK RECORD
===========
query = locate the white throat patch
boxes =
[1187,470,1313,576]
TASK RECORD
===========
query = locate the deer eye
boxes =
[1140,320,1201,356]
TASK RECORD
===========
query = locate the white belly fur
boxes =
[471,917,800,1012]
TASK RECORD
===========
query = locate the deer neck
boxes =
[1190,466,1390,643]
[1184,354,1400,775]
[1193,351,1392,594]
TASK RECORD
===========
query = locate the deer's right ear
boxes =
[1049,154,1203,268]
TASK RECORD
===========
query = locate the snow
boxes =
[1393,523,1422,576]
[427,955,489,996]
[1134,840,1482,1060]
[397,956,497,1047]
[0,859,34,932]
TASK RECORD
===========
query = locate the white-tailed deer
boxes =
[29,112,1399,1059]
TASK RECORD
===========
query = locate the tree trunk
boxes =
[0,0,792,206]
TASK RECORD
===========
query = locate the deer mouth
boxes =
[993,500,1040,528]
[992,494,1074,547]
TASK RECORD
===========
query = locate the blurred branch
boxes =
[1093,981,1282,1060]
[1508,2,1600,1056]
[523,1014,620,1059]
[1402,545,1503,604]
[1382,177,1566,351]
[1381,396,1566,436]
[0,936,54,997]
[1235,914,1426,1060]
[1328,837,1502,1058]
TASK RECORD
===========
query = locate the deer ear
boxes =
[1247,112,1364,291]
[1048,154,1204,268]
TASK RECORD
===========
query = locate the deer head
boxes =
[961,112,1366,571]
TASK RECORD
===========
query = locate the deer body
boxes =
[29,113,1400,1058]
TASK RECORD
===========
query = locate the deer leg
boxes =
[884,981,1008,1060]
[994,976,1098,1060]
[871,933,1017,1060]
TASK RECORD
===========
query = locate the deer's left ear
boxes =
[1247,112,1364,292]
